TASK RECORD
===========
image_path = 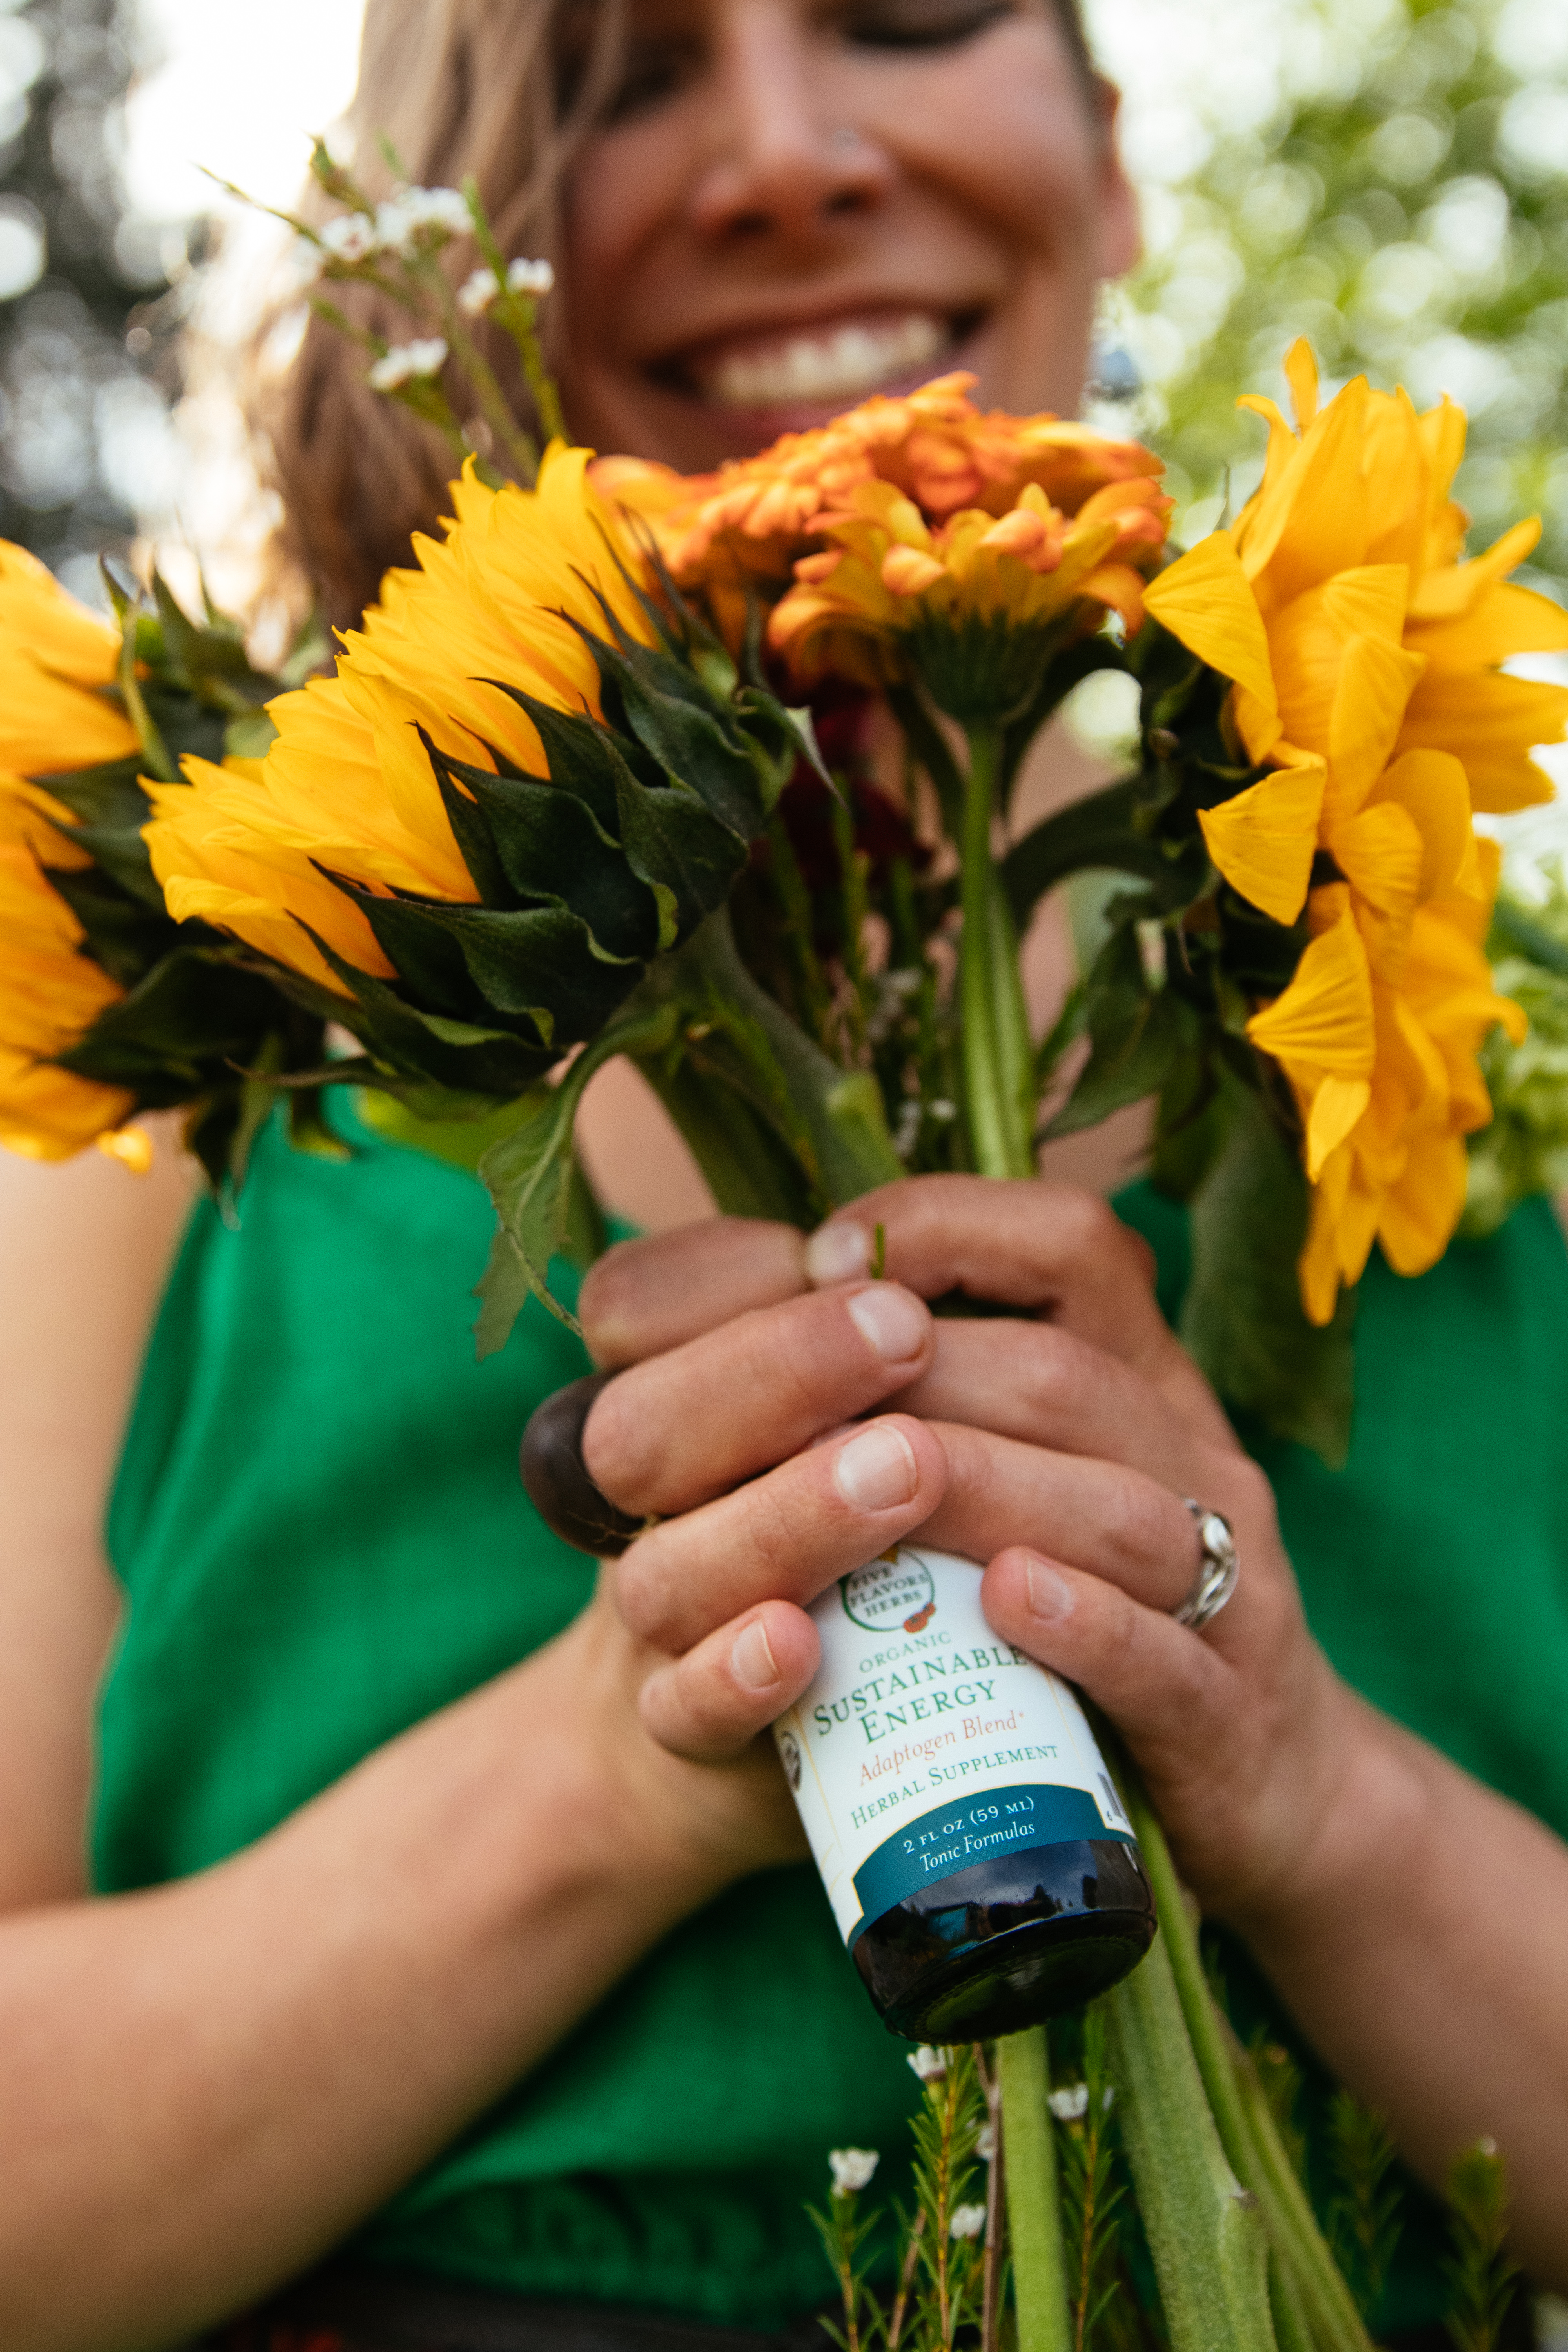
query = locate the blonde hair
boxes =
[258,0,1094,630]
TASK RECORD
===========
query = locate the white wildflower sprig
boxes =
[374,183,473,258]
[458,255,556,318]
[828,2147,880,2198]
[1048,2081,1114,2122]
[908,2044,948,2083]
[950,2201,987,2241]
[367,337,449,392]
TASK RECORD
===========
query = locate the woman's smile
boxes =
[561,0,1139,469]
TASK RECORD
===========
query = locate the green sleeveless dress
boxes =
[96,1111,1568,2331]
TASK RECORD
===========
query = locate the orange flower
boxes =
[765,472,1169,708]
[599,371,1165,592]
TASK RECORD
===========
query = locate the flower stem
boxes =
[959,724,1035,1180]
[1118,1771,1372,2352]
[999,2027,1072,2352]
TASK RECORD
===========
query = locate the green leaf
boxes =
[299,929,557,1098]
[476,1004,680,1353]
[436,749,663,960]
[54,946,291,1097]
[583,630,767,840]
[1045,922,1196,1139]
[1004,776,1201,929]
[41,862,174,986]
[612,766,746,940]
[1180,1075,1356,1466]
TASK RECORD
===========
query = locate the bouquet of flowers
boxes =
[4,156,1564,2352]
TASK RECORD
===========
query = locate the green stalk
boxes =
[643,908,903,1210]
[999,2028,1072,2352]
[1119,1775,1372,2352]
[959,724,1035,1180]
[1104,1931,1276,2352]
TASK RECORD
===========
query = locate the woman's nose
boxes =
[687,0,895,242]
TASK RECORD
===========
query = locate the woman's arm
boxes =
[0,1128,193,1906]
[580,1188,1568,2285]
[0,1154,952,2352]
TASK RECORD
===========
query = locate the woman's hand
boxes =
[573,1248,951,1895]
[579,1175,1358,1932]
[584,1180,1568,2272]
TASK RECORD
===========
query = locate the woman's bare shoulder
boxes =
[0,1118,196,1906]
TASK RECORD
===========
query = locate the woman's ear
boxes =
[1090,76,1142,279]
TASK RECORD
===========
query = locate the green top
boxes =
[97,1113,1568,2330]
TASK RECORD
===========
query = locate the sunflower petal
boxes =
[1198,759,1324,925]
[1143,530,1279,715]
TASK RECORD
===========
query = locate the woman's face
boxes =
[559,0,1139,470]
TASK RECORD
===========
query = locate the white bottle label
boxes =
[773,1543,1135,1947]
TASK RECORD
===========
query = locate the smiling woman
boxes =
[264,0,1133,623]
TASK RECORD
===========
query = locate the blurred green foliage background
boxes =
[1086,0,1568,600]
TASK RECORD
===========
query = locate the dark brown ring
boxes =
[519,1370,644,1558]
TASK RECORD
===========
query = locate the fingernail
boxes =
[835,1422,918,1512]
[732,1617,780,1691]
[805,1221,870,1286]
[1025,1556,1073,1622]
[846,1284,927,1363]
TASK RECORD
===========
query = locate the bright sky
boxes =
[123,0,368,227]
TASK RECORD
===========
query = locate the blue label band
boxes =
[849,1781,1134,1944]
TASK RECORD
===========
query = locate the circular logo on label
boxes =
[841,1551,938,1635]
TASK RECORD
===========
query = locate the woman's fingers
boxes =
[584,1283,934,1516]
[895,1315,1207,1495]
[980,1538,1342,1918]
[638,1599,820,1764]
[580,1218,806,1367]
[612,1412,947,1657]
[808,1177,1233,1441]
[915,1421,1201,1615]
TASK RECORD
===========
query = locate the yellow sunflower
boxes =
[1144,344,1563,1318]
[146,445,661,995]
[0,790,144,1163]
[0,545,149,1165]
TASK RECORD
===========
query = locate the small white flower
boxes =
[1048,2083,1089,2122]
[506,255,555,296]
[975,2122,998,2163]
[317,212,378,264]
[829,2147,880,2196]
[927,1097,957,1123]
[367,336,449,392]
[456,254,557,319]
[375,184,471,257]
[950,2202,987,2241]
[892,1097,923,1160]
[908,2044,948,2082]
[1101,2085,1115,2114]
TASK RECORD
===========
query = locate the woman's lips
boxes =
[677,307,956,411]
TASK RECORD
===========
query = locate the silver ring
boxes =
[1174,1500,1238,1632]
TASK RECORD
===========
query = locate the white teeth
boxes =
[703,312,946,409]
